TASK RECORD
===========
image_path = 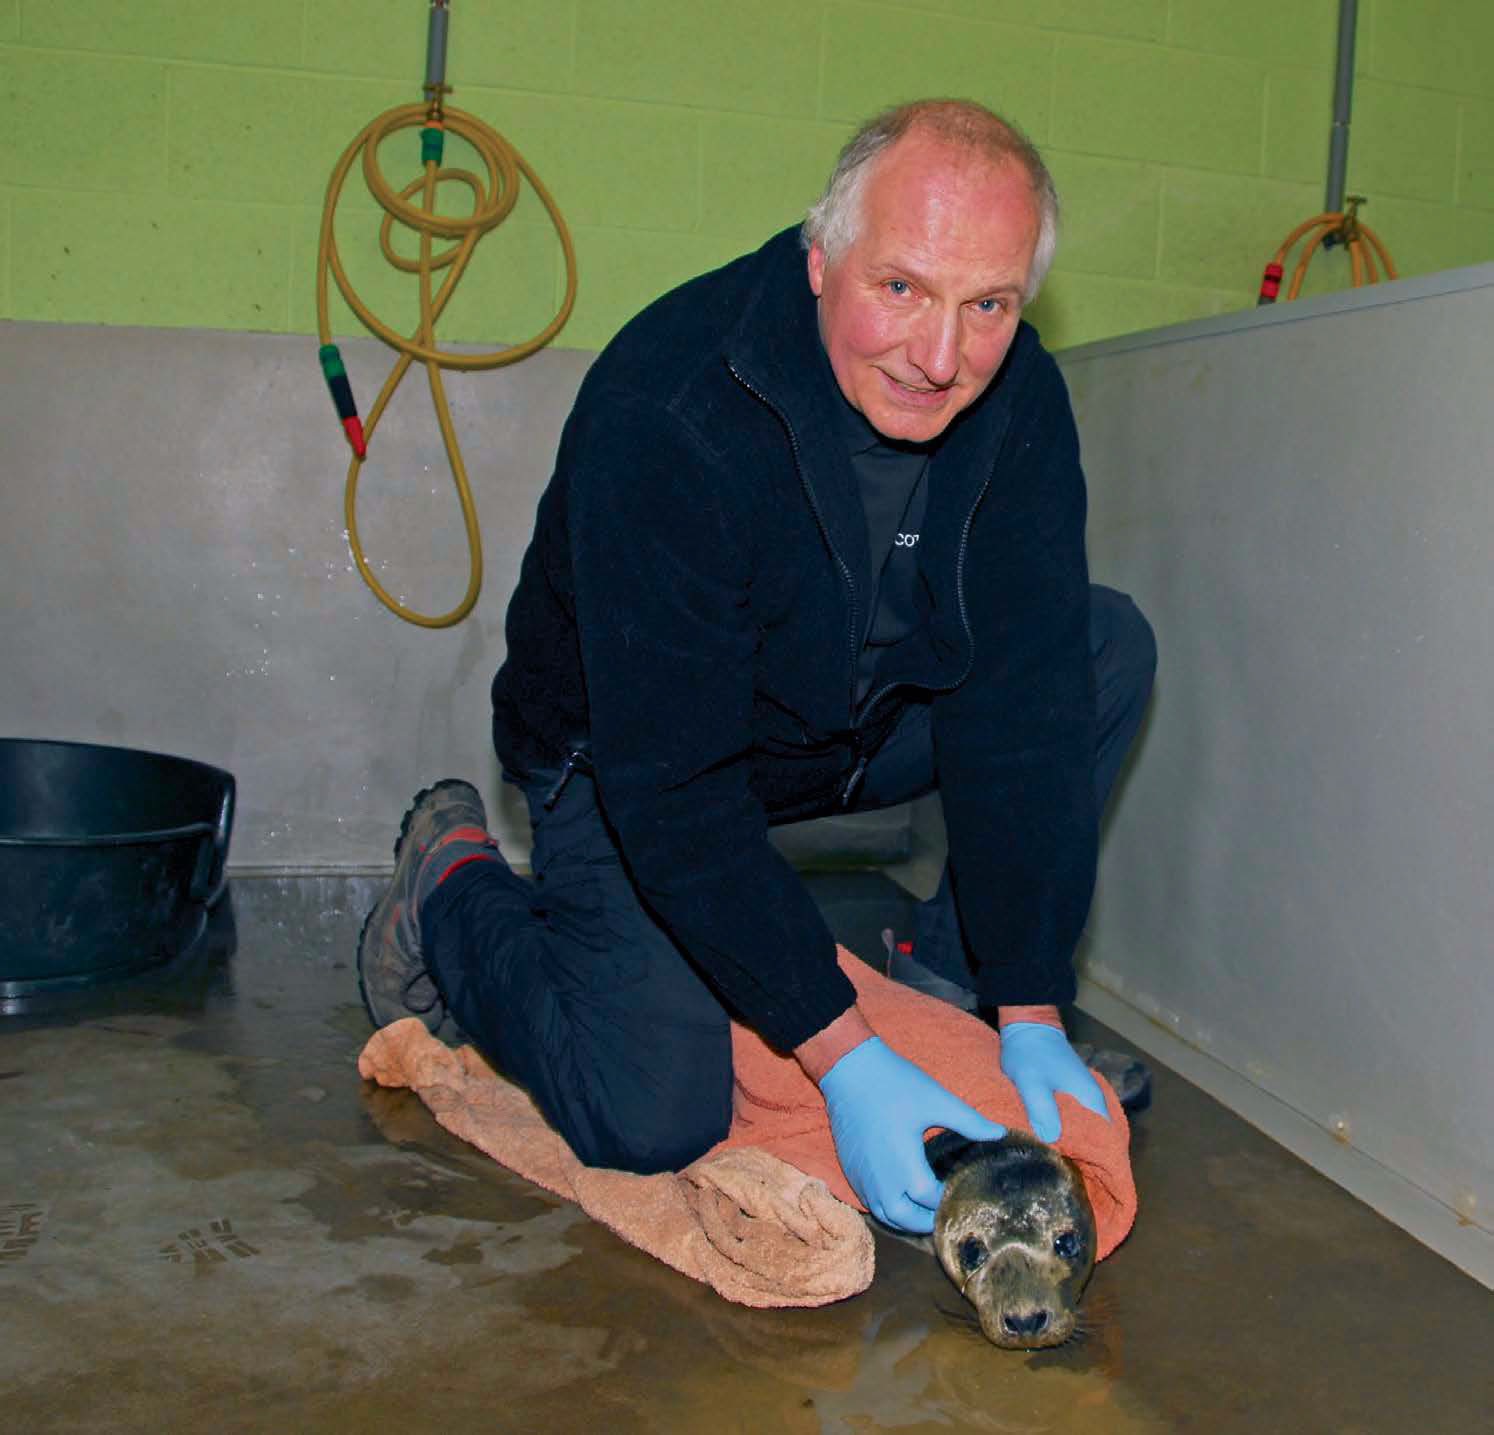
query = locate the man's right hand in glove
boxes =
[796,1005,1005,1234]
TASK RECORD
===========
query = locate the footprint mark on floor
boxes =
[159,1218,260,1264]
[0,1203,47,1264]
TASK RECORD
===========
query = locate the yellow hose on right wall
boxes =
[1258,196,1397,305]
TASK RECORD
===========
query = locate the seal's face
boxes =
[927,1131,1097,1350]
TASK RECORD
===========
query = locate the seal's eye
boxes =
[957,1237,988,1274]
[1053,1229,1081,1260]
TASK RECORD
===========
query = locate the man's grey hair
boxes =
[802,99,1059,305]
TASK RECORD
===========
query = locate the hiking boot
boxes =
[881,928,978,1013]
[357,779,496,1032]
[1073,1042,1153,1115]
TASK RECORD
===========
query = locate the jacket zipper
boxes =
[727,361,861,717]
[950,463,996,689]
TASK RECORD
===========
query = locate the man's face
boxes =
[807,133,1041,444]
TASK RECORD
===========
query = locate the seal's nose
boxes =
[1002,1309,1050,1338]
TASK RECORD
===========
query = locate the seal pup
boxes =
[924,1129,1097,1349]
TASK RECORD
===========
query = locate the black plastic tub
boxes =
[0,739,235,997]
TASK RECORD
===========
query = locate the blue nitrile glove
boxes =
[818,1036,1005,1234]
[999,1022,1110,1144]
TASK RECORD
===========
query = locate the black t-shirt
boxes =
[829,381,934,706]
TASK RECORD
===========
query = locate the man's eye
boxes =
[974,297,1004,314]
[886,279,911,296]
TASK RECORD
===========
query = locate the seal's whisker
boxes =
[1076,1288,1120,1322]
[933,1295,982,1328]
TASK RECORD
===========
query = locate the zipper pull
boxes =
[840,753,869,808]
[543,747,594,809]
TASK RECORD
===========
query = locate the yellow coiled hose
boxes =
[316,101,577,627]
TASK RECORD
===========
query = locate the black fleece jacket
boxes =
[491,226,1098,1052]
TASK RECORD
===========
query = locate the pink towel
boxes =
[358,946,1136,1308]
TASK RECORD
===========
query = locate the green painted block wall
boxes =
[2,0,1491,351]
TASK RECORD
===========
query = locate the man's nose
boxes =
[907,305,960,386]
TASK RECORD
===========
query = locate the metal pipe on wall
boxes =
[1325,0,1359,214]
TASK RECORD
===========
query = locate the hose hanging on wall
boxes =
[1257,196,1397,305]
[315,0,578,628]
[1256,0,1397,307]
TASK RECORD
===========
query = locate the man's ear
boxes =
[807,241,827,298]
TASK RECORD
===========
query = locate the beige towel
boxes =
[357,1028,872,1308]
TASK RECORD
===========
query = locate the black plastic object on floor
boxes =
[1073,1042,1153,1115]
[0,738,235,997]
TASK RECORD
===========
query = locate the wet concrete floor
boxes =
[2,872,1491,1433]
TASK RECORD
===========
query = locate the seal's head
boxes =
[926,1129,1097,1349]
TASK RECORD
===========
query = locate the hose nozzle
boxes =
[319,344,367,459]
[424,0,451,110]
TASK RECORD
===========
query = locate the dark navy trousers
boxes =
[422,585,1156,1174]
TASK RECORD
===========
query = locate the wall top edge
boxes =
[1054,261,1494,368]
[0,318,603,363]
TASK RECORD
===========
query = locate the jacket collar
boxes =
[724,229,877,624]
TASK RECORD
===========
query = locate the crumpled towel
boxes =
[358,1025,871,1308]
[357,945,1137,1308]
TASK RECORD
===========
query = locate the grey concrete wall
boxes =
[0,321,908,872]
[1056,265,1494,1285]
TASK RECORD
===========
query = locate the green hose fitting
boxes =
[318,343,347,381]
[421,126,445,166]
